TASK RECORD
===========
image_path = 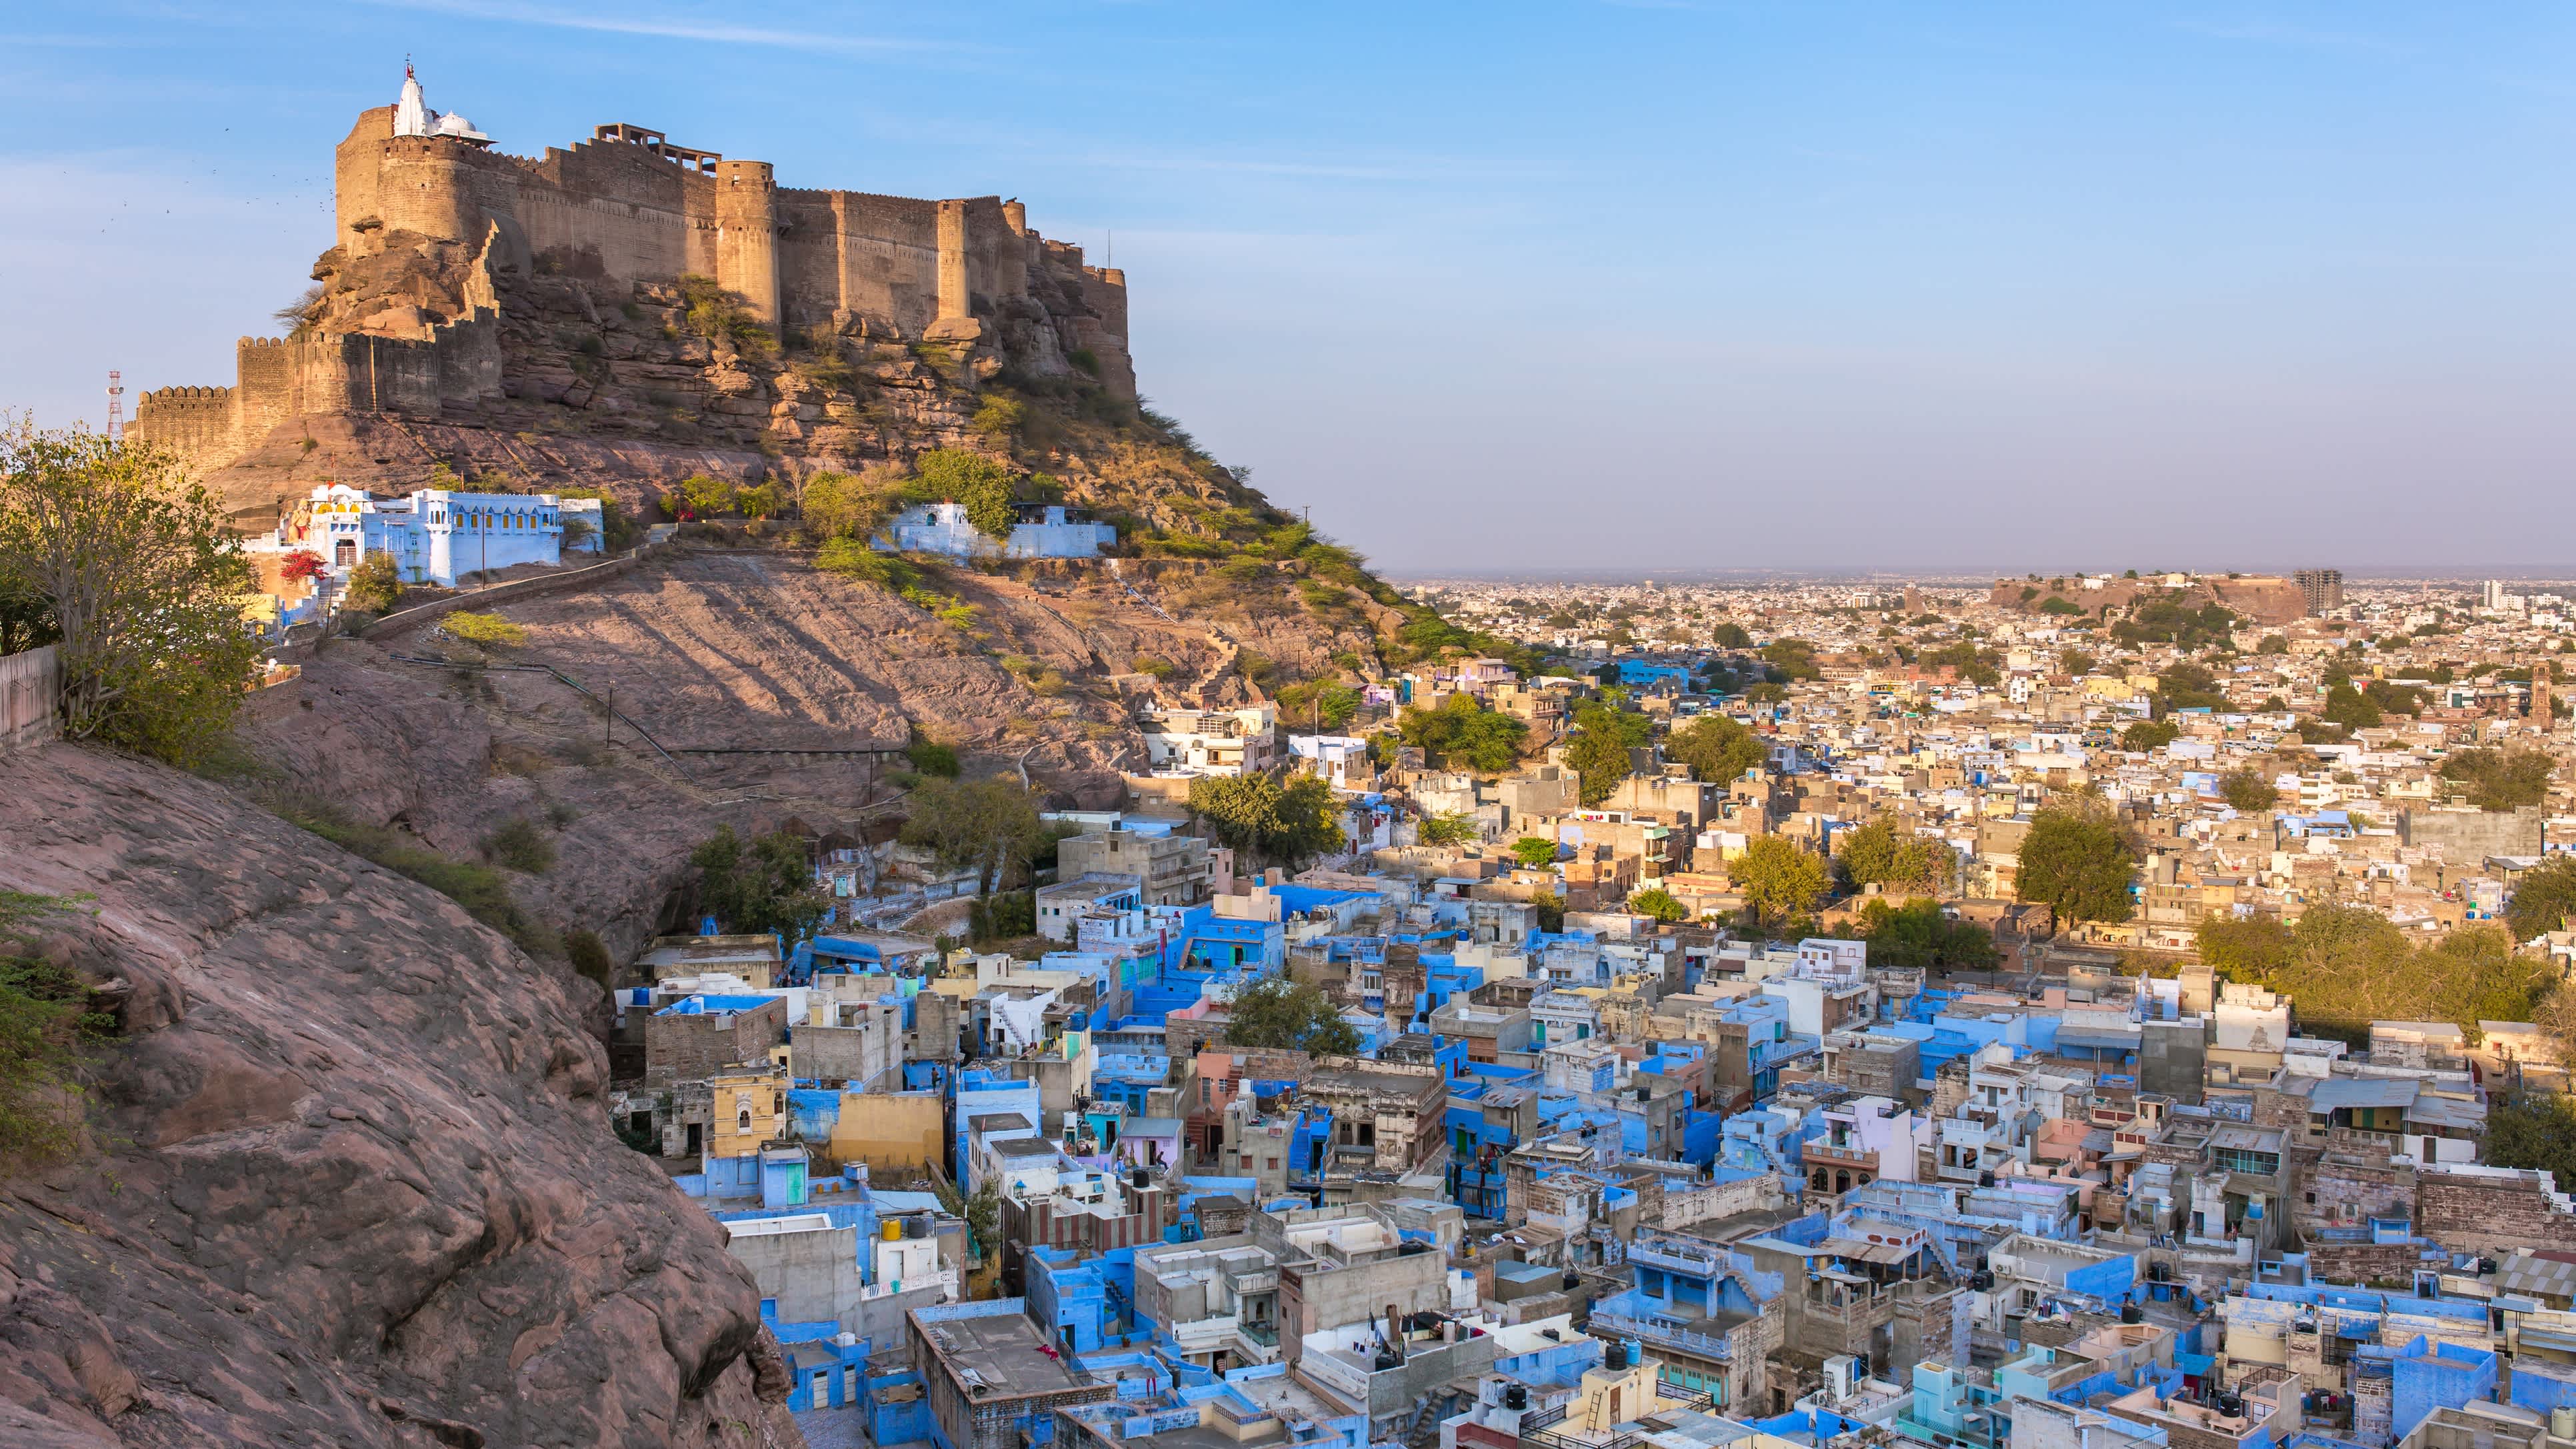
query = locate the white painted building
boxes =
[873,501,1116,559]
[1137,703,1279,776]
[268,483,593,586]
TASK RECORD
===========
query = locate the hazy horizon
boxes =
[7,3,2571,573]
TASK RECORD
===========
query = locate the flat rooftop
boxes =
[920,1309,1091,1396]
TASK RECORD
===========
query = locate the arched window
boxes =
[737,1104,753,1131]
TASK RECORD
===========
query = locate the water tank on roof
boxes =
[1637,1084,1653,1102]
[2551,1407,2575,1440]
[883,1220,903,1242]
[1133,1168,1151,1190]
[906,1216,927,1238]
[1563,1272,1582,1291]
[1504,1385,1529,1411]
[2121,1304,2143,1324]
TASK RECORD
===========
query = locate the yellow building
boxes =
[709,1064,789,1160]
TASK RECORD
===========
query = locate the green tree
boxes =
[679,473,739,517]
[1629,886,1689,924]
[1510,836,1560,869]
[1566,698,1650,806]
[343,555,405,613]
[2321,683,2382,731]
[1529,889,1567,932]
[2113,597,2235,648]
[1838,819,1947,894]
[2017,804,2139,925]
[0,421,263,767]
[2194,912,2295,980]
[2218,769,2277,813]
[1759,639,1821,681]
[689,825,832,940]
[1667,713,1766,786]
[1224,974,1361,1057]
[1188,774,1345,868]
[1834,898,1998,970]
[2256,635,2289,655]
[2507,855,2576,941]
[915,449,1021,539]
[2121,718,2179,752]
[2194,906,2548,1035]
[2441,748,2554,812]
[2155,662,2227,714]
[901,777,1045,894]
[963,1174,1003,1264]
[1417,813,1477,848]
[1397,693,1527,772]
[1733,836,1829,931]
[1710,621,1753,651]
[2485,1092,2576,1190]
[1923,641,2000,687]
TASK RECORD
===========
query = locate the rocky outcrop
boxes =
[0,743,801,1448]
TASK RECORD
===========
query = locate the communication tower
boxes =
[106,370,125,442]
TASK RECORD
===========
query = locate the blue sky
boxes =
[7,3,2573,573]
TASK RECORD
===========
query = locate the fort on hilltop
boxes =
[133,68,1134,491]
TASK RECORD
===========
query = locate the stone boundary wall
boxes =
[0,645,60,755]
[2417,1166,2576,1253]
[360,543,663,641]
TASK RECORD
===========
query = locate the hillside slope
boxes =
[0,744,795,1448]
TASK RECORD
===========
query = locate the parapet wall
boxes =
[131,311,501,477]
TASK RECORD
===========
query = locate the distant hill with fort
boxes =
[132,68,1153,528]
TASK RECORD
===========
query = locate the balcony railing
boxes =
[1589,1310,1735,1363]
[1627,1235,1727,1278]
[1803,1142,1877,1167]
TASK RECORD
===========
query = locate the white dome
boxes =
[391,66,487,143]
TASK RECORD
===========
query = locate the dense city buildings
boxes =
[599,563,2576,1449]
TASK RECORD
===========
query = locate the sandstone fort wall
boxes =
[334,107,1099,340]
[137,102,1131,477]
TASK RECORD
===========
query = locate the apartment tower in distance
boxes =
[2293,568,2344,617]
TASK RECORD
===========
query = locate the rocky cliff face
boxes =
[0,744,798,1448]
[213,225,1213,535]
[219,542,1391,965]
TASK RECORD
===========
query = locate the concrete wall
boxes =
[645,1000,786,1083]
[826,1092,947,1172]
[728,1220,866,1328]
[2401,808,2545,864]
